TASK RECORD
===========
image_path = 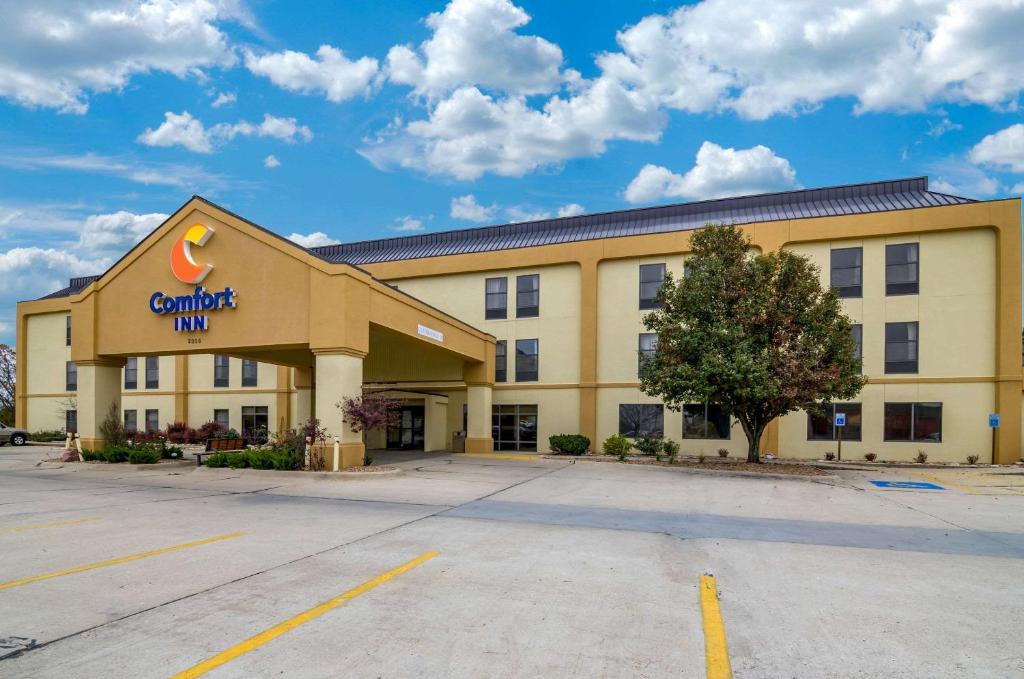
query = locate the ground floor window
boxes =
[682,403,730,439]
[242,406,269,443]
[65,409,77,434]
[807,403,862,441]
[618,404,664,438]
[492,404,537,451]
[387,406,425,450]
[884,402,942,442]
[214,409,229,431]
[145,409,159,433]
[124,409,137,432]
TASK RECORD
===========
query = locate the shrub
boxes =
[548,434,591,455]
[81,449,102,461]
[216,428,242,440]
[717,448,729,458]
[203,452,233,468]
[99,401,127,448]
[247,450,277,470]
[165,421,190,444]
[272,450,300,471]
[824,452,836,461]
[197,421,224,441]
[633,437,664,460]
[697,452,706,463]
[966,454,980,465]
[161,444,184,459]
[30,430,66,443]
[602,434,632,461]
[128,447,161,464]
[663,439,680,463]
[864,452,878,462]
[102,446,130,463]
[226,452,249,469]
[915,450,928,464]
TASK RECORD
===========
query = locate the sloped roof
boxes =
[310,177,974,265]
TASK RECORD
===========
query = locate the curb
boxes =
[190,466,402,480]
[556,455,839,483]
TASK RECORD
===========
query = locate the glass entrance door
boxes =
[387,406,425,450]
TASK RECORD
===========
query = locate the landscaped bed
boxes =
[555,454,830,477]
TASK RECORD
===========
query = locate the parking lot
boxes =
[1,448,1022,678]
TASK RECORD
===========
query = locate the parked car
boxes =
[0,423,28,446]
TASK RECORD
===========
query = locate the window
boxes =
[214,355,229,387]
[65,409,77,434]
[492,404,537,451]
[885,322,918,373]
[66,315,71,347]
[242,359,258,387]
[884,402,942,442]
[807,403,862,441]
[515,339,539,382]
[851,324,863,364]
[495,340,507,383]
[830,247,862,298]
[124,357,138,390]
[145,356,159,389]
[516,274,539,317]
[214,409,229,431]
[145,409,159,433]
[886,243,919,295]
[682,403,731,439]
[485,277,508,320]
[638,333,657,377]
[124,409,137,432]
[65,361,77,391]
[639,263,666,309]
[242,406,269,443]
[618,404,664,438]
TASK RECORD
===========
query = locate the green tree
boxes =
[641,224,866,462]
[0,344,14,426]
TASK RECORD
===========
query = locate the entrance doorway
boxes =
[387,406,425,450]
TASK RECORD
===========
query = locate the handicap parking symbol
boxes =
[870,480,944,490]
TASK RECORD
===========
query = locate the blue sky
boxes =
[1,0,1024,345]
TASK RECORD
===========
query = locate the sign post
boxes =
[988,413,1000,464]
[834,412,846,461]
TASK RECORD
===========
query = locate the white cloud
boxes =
[263,154,280,168]
[137,111,214,153]
[75,211,168,257]
[968,123,1024,172]
[930,158,1001,197]
[556,203,585,217]
[624,142,799,204]
[450,194,497,222]
[386,0,565,98]
[137,111,313,153]
[0,150,238,190]
[391,216,425,232]
[0,0,242,114]
[211,91,236,108]
[245,45,378,102]
[927,117,962,137]
[1012,182,1024,195]
[287,231,338,247]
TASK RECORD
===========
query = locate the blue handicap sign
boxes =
[989,413,1000,428]
[871,480,944,490]
[834,412,846,427]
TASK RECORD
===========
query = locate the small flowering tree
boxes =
[337,394,402,435]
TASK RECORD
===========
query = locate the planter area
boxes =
[551,454,831,477]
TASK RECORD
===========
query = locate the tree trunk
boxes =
[746,428,763,463]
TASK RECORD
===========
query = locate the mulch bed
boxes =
[569,455,829,476]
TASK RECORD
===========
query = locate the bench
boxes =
[196,438,246,466]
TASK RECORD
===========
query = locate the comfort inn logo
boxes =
[149,223,237,333]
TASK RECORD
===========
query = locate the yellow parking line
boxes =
[0,517,100,534]
[910,471,1018,496]
[463,453,539,461]
[0,532,245,591]
[699,575,733,679]
[169,550,439,679]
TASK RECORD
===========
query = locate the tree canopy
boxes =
[640,224,866,462]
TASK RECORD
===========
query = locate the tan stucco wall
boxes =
[25,313,70,395]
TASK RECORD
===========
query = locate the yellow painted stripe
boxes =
[169,550,439,679]
[463,453,538,461]
[0,517,99,534]
[0,532,245,591]
[699,575,733,679]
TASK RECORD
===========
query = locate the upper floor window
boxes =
[885,322,918,374]
[66,315,71,347]
[515,339,539,382]
[495,340,507,383]
[242,359,258,387]
[65,361,77,391]
[618,404,664,438]
[830,247,862,298]
[516,274,539,318]
[485,277,507,320]
[807,403,862,441]
[886,243,919,295]
[884,402,941,442]
[145,356,159,389]
[214,355,229,388]
[638,333,657,377]
[124,357,138,390]
[851,324,863,370]
[682,403,730,439]
[639,263,666,309]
